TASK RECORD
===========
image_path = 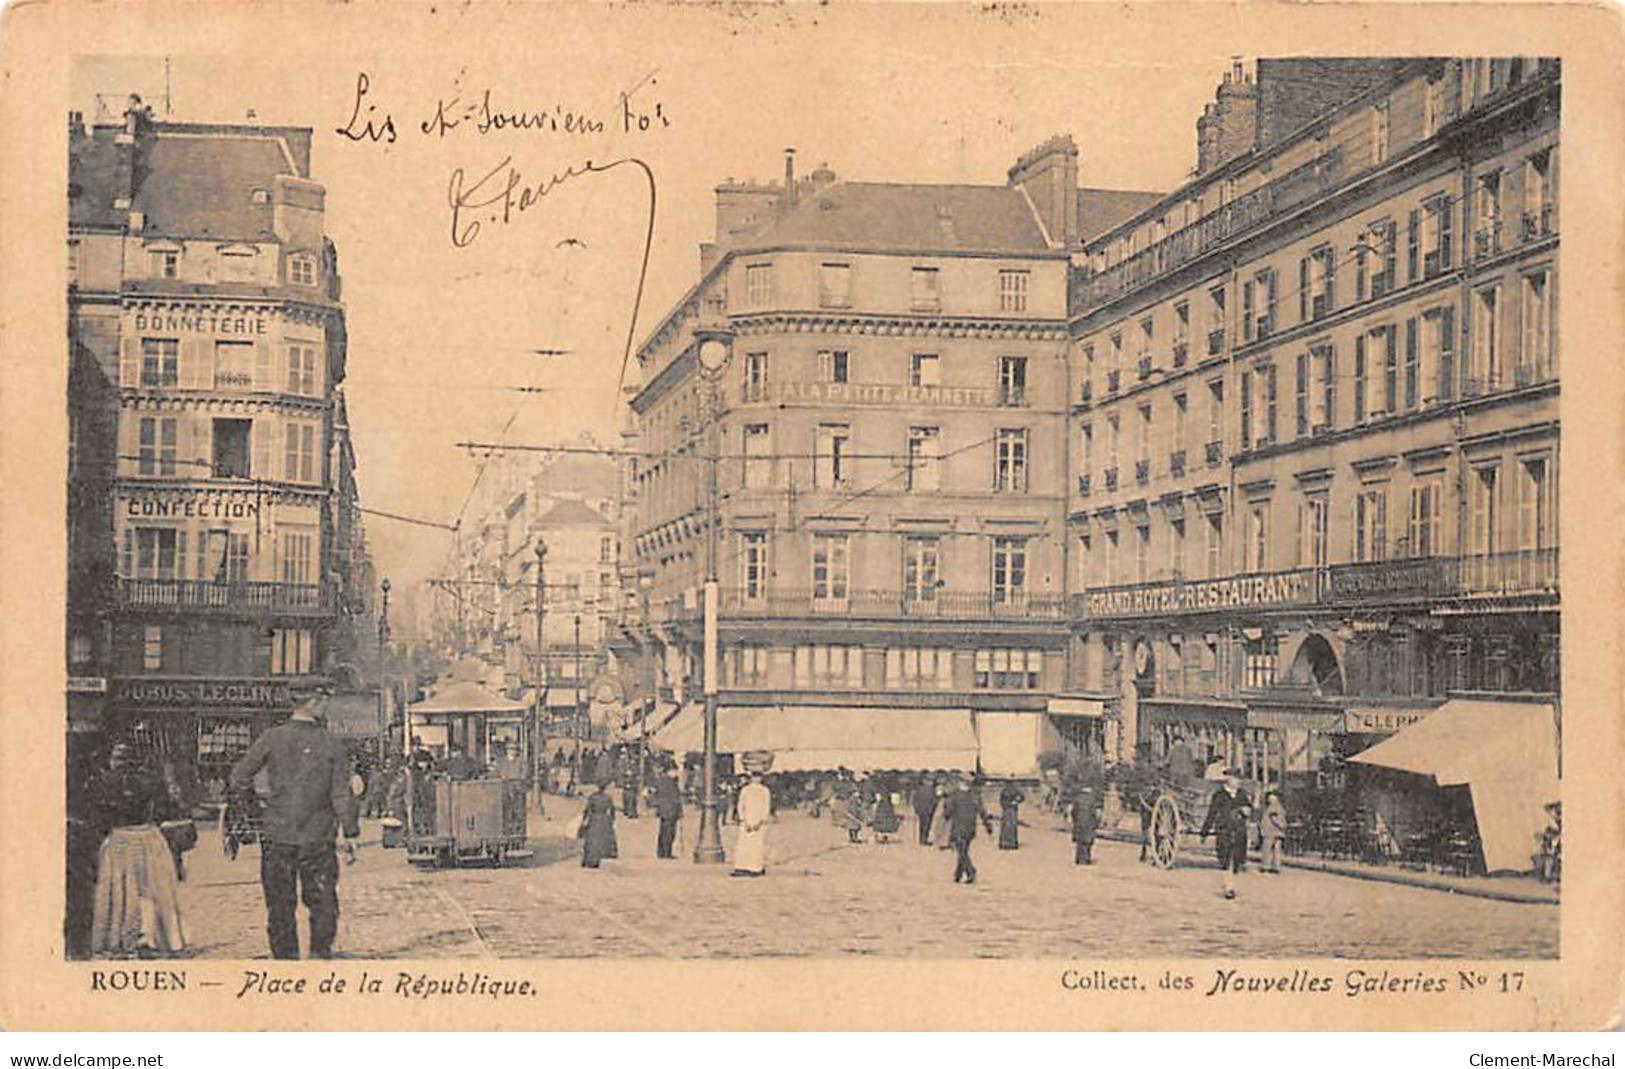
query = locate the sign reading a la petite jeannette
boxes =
[116,679,292,708]
[778,381,995,407]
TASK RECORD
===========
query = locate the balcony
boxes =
[1172,342,1189,368]
[1136,357,1153,381]
[676,588,1069,623]
[1135,459,1151,485]
[1206,329,1225,357]
[1473,224,1502,260]
[1105,370,1121,395]
[1169,449,1186,478]
[1204,440,1223,466]
[117,578,330,615]
[1103,466,1119,491]
[1077,473,1091,497]
[1521,205,1555,241]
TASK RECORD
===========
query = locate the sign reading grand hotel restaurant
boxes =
[779,381,995,407]
[124,489,260,519]
[116,679,292,708]
[1078,570,1315,620]
[131,310,270,335]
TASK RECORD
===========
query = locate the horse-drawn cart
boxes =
[1119,765,1219,869]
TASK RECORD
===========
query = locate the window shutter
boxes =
[176,529,188,580]
[253,417,272,478]
[1384,326,1399,414]
[1240,369,1252,449]
[1356,247,1368,302]
[181,338,204,390]
[1266,365,1278,444]
[1440,196,1455,269]
[174,415,194,477]
[1355,335,1367,422]
[1405,318,1419,409]
[120,335,139,388]
[121,528,132,577]
[254,340,272,392]
[1325,254,1336,309]
[1298,258,1309,321]
[1324,345,1337,428]
[1407,209,1421,281]
[1296,352,1309,437]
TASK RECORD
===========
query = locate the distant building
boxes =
[67,98,365,799]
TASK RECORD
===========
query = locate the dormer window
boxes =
[148,246,180,280]
[288,253,317,286]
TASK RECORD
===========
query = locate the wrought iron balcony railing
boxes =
[117,578,330,614]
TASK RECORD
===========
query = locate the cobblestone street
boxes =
[179,799,1558,960]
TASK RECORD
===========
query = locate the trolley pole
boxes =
[377,578,391,764]
[573,612,584,783]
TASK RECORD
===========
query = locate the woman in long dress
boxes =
[731,773,771,876]
[90,743,187,957]
[998,783,1025,850]
[579,782,618,868]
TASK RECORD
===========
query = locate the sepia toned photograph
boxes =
[4,0,1623,1035]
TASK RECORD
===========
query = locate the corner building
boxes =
[1064,59,1560,784]
[629,156,1127,775]
[68,103,354,801]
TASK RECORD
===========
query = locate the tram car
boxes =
[404,769,531,867]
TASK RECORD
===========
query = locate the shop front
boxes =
[108,676,294,806]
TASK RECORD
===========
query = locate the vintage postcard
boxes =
[1,0,1621,1032]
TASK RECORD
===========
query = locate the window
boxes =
[1136,403,1152,482]
[1204,513,1223,579]
[600,535,615,564]
[1475,171,1502,257]
[906,426,941,492]
[742,351,770,402]
[992,537,1027,602]
[141,339,179,387]
[279,527,314,585]
[1403,319,1420,412]
[69,633,93,667]
[1424,75,1449,137]
[1299,246,1335,321]
[1207,380,1223,454]
[814,423,850,488]
[816,349,849,384]
[910,353,940,388]
[998,269,1029,312]
[1173,301,1190,365]
[1355,328,1396,422]
[998,356,1028,406]
[1241,363,1276,449]
[1103,529,1118,585]
[211,340,254,390]
[742,423,771,488]
[1207,285,1227,354]
[150,248,180,279]
[745,263,772,306]
[1523,150,1552,238]
[1169,517,1186,578]
[1472,286,1501,393]
[143,625,164,672]
[886,647,953,690]
[287,254,316,286]
[1106,415,1120,487]
[1409,476,1444,558]
[1517,456,1552,551]
[740,532,768,601]
[212,419,252,479]
[1136,316,1154,376]
[818,262,852,308]
[1299,495,1330,568]
[1252,268,1277,339]
[1295,352,1310,439]
[1371,102,1390,164]
[286,343,319,395]
[1107,332,1123,391]
[270,628,313,675]
[1311,344,1335,431]
[1172,394,1188,465]
[811,534,850,604]
[219,249,255,283]
[994,428,1028,492]
[138,416,178,476]
[283,421,317,483]
[1421,195,1454,279]
[1134,524,1150,583]
[1470,465,1500,557]
[1354,488,1387,563]
[1362,219,1397,299]
[975,648,1042,690]
[910,267,941,311]
[132,528,185,579]
[1423,306,1456,404]
[903,537,940,602]
[1245,635,1278,689]
[1521,271,1552,384]
[1246,502,1269,572]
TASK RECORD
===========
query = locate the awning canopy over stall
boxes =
[647,703,767,755]
[408,681,528,717]
[1047,697,1108,718]
[1350,698,1559,873]
[733,706,978,773]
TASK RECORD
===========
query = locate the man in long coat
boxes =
[1200,770,1249,898]
[912,777,940,846]
[943,780,992,884]
[1070,787,1100,865]
[651,768,683,860]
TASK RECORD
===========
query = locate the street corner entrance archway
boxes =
[1284,631,1345,696]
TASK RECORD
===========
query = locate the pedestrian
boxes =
[997,782,1025,850]
[1070,787,1100,865]
[932,781,954,850]
[228,693,361,959]
[651,767,683,860]
[88,741,188,957]
[1136,780,1157,864]
[832,785,863,844]
[871,783,901,844]
[943,779,992,884]
[911,776,939,845]
[579,781,617,869]
[1260,789,1286,874]
[1199,769,1250,899]
[731,772,771,877]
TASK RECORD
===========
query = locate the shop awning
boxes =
[1047,697,1107,718]
[608,700,680,743]
[1350,698,1559,873]
[409,680,528,716]
[646,703,767,754]
[732,706,978,773]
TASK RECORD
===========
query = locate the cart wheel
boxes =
[1151,794,1181,869]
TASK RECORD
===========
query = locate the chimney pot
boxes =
[784,148,798,208]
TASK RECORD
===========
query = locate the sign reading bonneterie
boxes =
[116,679,292,708]
[131,310,271,335]
[1076,570,1315,620]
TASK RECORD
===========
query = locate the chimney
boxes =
[783,148,798,209]
[1196,61,1258,175]
[68,111,85,142]
[1007,134,1079,248]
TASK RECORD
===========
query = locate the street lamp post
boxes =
[573,612,584,781]
[377,578,391,763]
[638,573,654,817]
[533,540,546,793]
[692,332,731,864]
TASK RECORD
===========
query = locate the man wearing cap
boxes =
[230,690,361,959]
[1199,769,1250,899]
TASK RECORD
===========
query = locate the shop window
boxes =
[975,648,1042,689]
